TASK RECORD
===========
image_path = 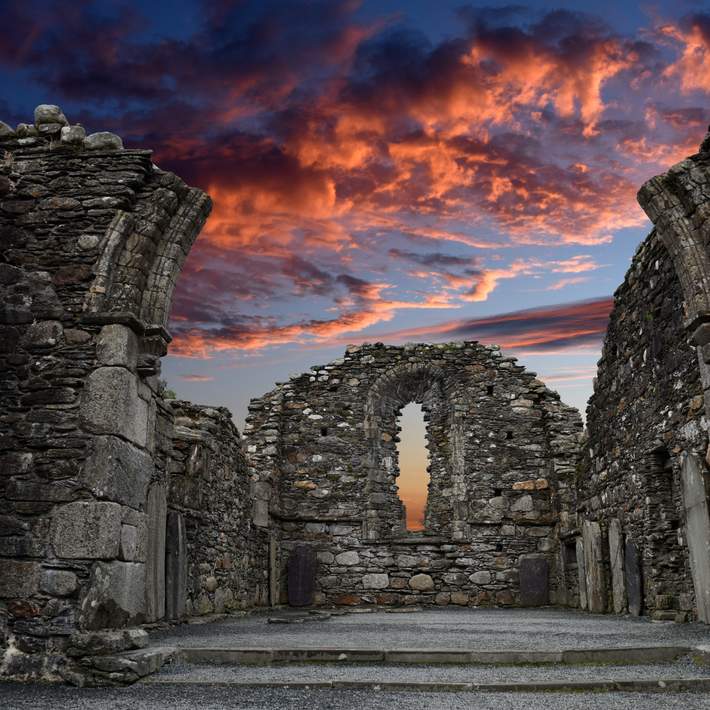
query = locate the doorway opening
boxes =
[396,402,430,532]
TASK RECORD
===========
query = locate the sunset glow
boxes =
[3,0,710,451]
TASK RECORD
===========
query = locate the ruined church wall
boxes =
[167,401,271,616]
[0,107,211,681]
[245,342,582,607]
[580,229,704,619]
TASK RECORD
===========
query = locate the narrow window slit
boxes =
[396,402,430,532]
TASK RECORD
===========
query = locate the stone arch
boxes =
[363,362,461,540]
[85,171,211,371]
[637,141,710,345]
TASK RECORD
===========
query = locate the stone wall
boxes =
[0,105,213,682]
[244,342,582,608]
[578,229,705,620]
[167,401,271,618]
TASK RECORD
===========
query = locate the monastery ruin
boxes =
[1,106,709,685]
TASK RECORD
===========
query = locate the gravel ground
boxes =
[2,682,710,710]
[153,656,710,684]
[151,607,710,651]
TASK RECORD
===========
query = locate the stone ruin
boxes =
[0,105,709,685]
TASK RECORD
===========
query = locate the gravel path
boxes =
[151,607,710,651]
[2,682,710,710]
[153,656,710,684]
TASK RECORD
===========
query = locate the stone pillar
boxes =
[145,483,167,622]
[582,521,606,613]
[575,537,588,610]
[624,539,643,616]
[681,453,710,623]
[608,519,627,614]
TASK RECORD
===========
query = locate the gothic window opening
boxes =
[396,402,430,532]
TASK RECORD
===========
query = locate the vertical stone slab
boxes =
[145,482,166,622]
[165,510,187,620]
[287,545,316,607]
[624,539,643,616]
[269,535,279,607]
[681,453,710,623]
[608,518,627,614]
[576,537,588,610]
[582,520,606,613]
[519,557,549,606]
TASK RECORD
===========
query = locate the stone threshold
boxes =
[176,645,693,665]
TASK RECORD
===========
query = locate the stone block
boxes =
[144,483,166,622]
[60,125,86,146]
[120,525,139,562]
[510,494,533,512]
[80,561,146,630]
[608,519,626,614]
[0,560,40,598]
[408,573,434,591]
[40,568,77,596]
[317,551,334,564]
[165,510,187,620]
[82,435,153,509]
[84,131,123,150]
[67,628,148,657]
[519,557,549,607]
[287,545,316,607]
[96,324,138,369]
[469,571,491,585]
[451,592,469,605]
[81,367,148,448]
[362,573,389,589]
[335,550,360,566]
[252,498,269,527]
[51,501,122,559]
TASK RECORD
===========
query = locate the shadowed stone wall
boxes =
[244,342,582,608]
[167,401,271,618]
[577,229,704,620]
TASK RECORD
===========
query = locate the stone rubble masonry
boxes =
[167,401,271,617]
[0,104,212,684]
[244,341,583,607]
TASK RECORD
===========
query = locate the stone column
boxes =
[576,537,588,610]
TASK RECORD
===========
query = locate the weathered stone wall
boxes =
[167,401,271,617]
[0,105,211,681]
[245,342,582,608]
[578,229,705,620]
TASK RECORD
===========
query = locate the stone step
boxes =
[175,644,693,666]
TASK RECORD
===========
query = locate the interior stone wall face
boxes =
[578,229,705,620]
[167,401,270,617]
[244,342,582,608]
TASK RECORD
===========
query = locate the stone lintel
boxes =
[82,311,147,337]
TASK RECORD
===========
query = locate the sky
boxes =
[2,0,710,529]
